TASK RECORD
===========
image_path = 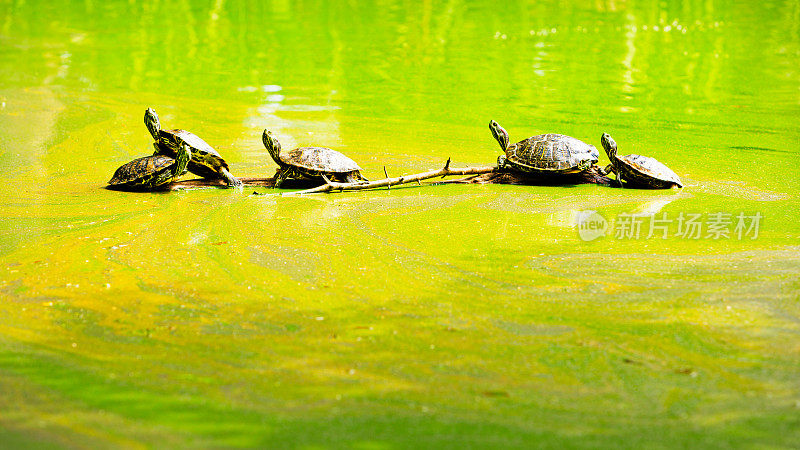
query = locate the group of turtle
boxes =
[108,108,367,190]
[108,108,682,191]
[488,120,682,188]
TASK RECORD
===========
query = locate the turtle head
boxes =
[489,120,509,151]
[144,108,161,140]
[262,129,283,165]
[600,132,617,159]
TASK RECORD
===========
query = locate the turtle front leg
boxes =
[148,142,190,189]
[274,168,290,188]
[151,171,175,189]
[610,163,624,188]
[497,155,508,170]
[600,164,623,188]
[171,143,191,178]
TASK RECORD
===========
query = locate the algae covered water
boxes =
[1,0,799,447]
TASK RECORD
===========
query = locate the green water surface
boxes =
[1,0,799,448]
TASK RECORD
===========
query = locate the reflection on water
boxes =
[2,1,797,186]
[542,193,683,230]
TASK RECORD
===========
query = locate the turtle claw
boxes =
[497,155,507,170]
[223,171,243,189]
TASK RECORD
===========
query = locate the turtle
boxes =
[489,120,599,174]
[108,142,191,190]
[261,129,368,188]
[599,133,682,188]
[145,108,242,188]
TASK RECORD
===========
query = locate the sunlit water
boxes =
[1,0,799,447]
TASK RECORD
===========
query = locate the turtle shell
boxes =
[506,134,599,173]
[281,147,362,174]
[157,129,230,179]
[108,154,176,186]
[617,154,683,188]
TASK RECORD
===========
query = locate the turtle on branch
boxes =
[599,133,682,188]
[262,130,368,187]
[107,111,681,193]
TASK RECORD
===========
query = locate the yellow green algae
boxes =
[1,0,799,448]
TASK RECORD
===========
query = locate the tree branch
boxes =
[280,159,497,195]
[162,176,277,191]
[142,162,612,193]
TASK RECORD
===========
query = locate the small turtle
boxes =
[600,133,682,188]
[489,120,599,174]
[262,130,368,188]
[145,108,242,188]
[108,143,191,190]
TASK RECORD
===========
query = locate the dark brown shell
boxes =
[617,154,682,188]
[281,147,362,173]
[160,129,216,154]
[507,134,599,173]
[108,154,175,185]
[157,129,230,179]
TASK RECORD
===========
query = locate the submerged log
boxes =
[106,175,306,192]
[164,176,276,190]
[108,163,613,192]
[277,160,613,195]
[444,165,614,186]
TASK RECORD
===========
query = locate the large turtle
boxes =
[489,120,599,174]
[108,143,191,190]
[261,130,368,188]
[600,133,682,188]
[145,108,242,188]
